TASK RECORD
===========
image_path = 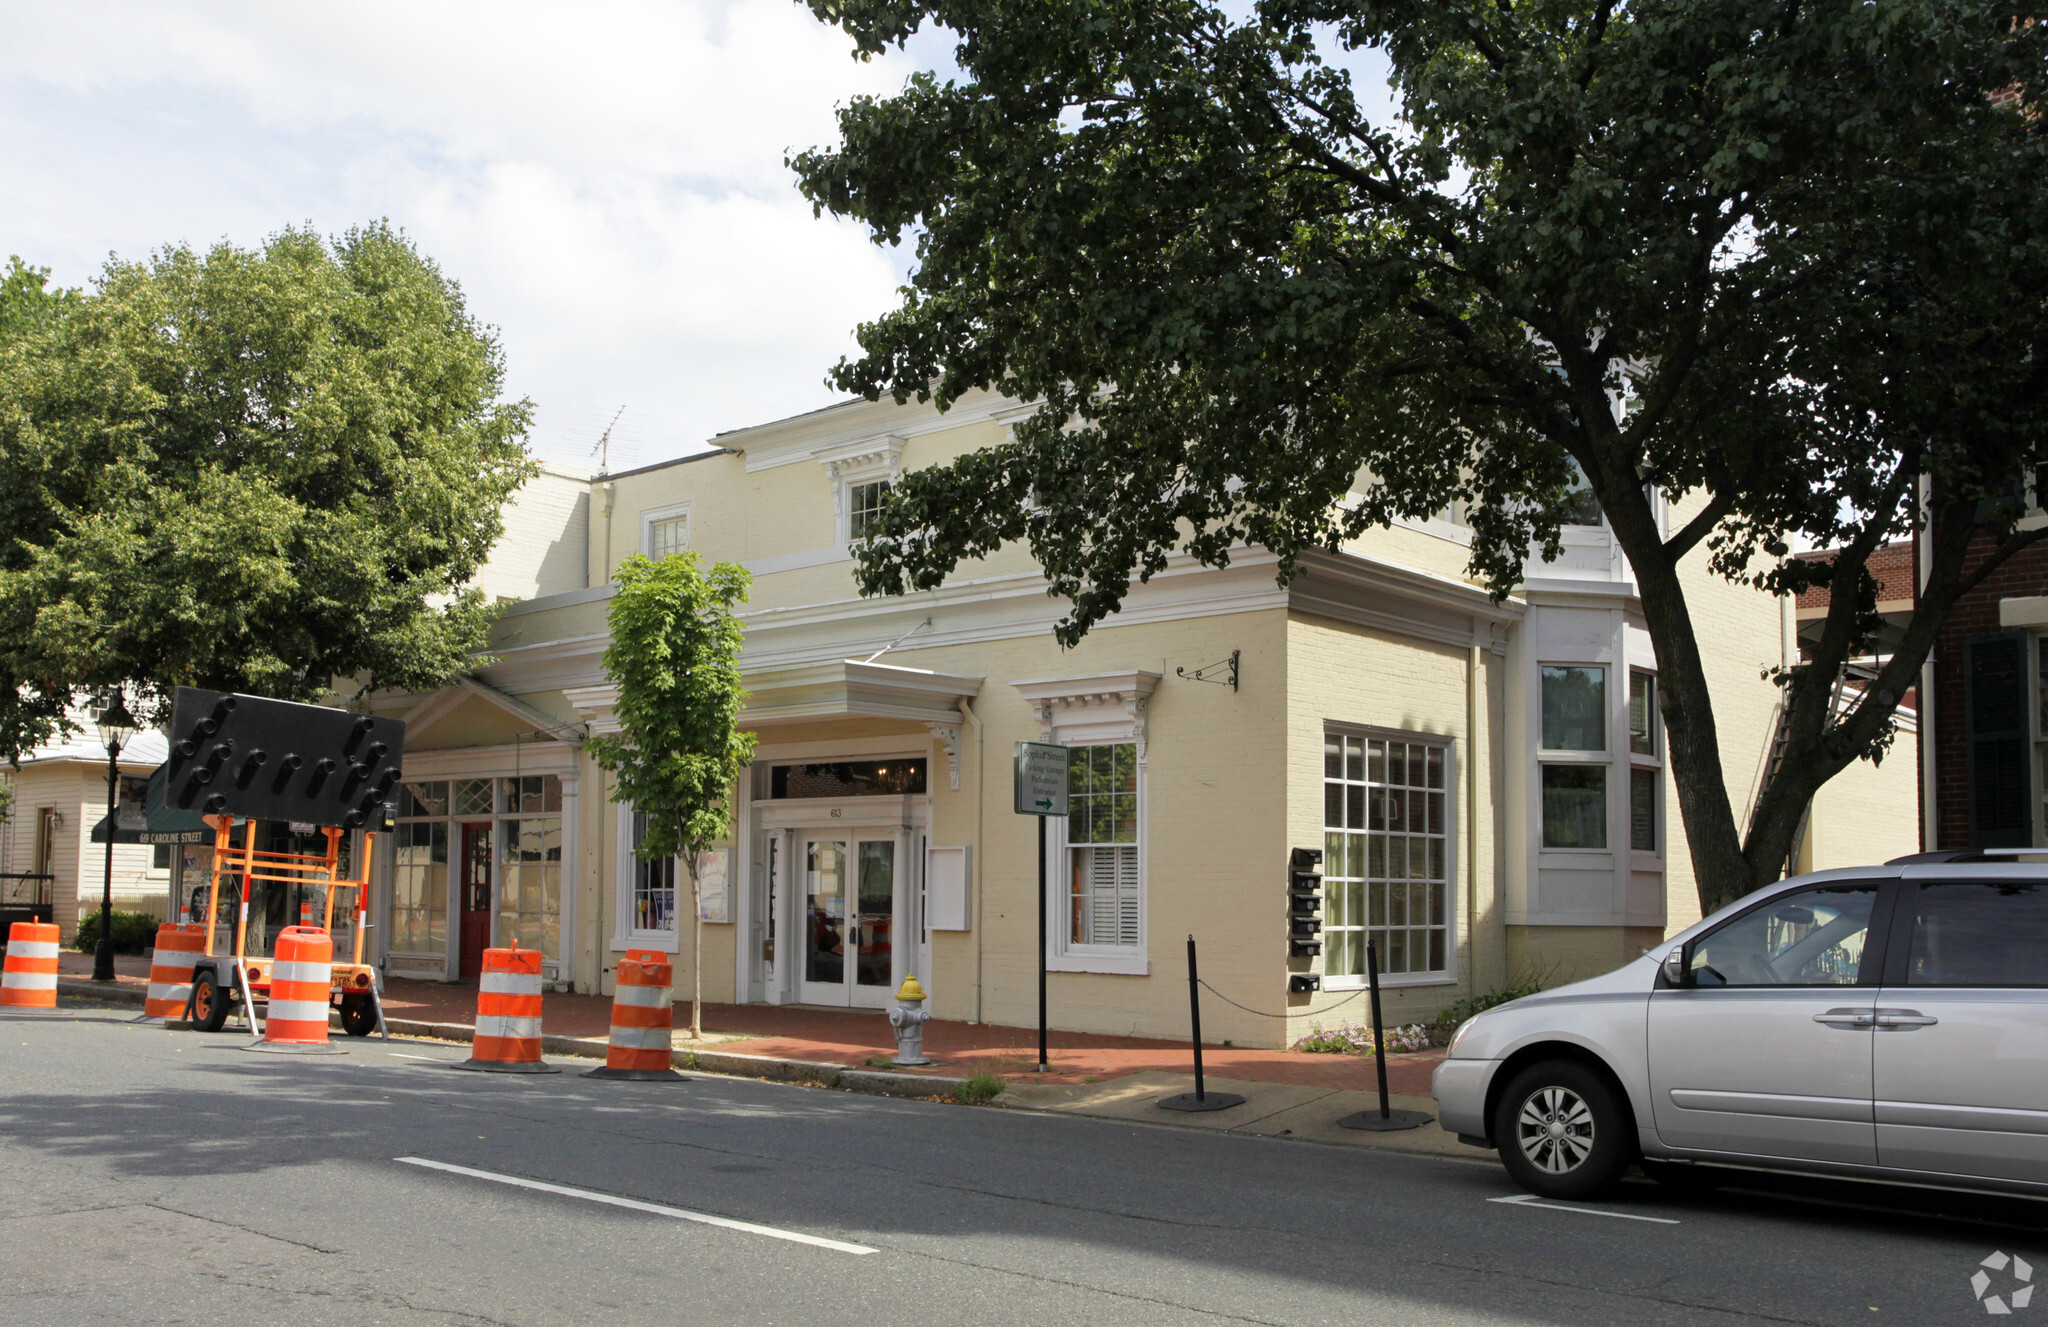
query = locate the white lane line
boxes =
[1488,1194,1680,1224]
[395,1157,877,1255]
[389,1053,447,1061]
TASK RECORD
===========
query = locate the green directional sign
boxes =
[1014,741,1069,817]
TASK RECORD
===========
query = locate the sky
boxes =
[1,3,1395,472]
[0,2,961,470]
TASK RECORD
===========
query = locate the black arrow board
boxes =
[166,687,408,830]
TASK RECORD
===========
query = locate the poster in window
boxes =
[696,848,732,923]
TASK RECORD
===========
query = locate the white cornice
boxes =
[1013,671,1161,762]
[735,392,1020,472]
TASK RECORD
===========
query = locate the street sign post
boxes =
[1015,741,1068,1071]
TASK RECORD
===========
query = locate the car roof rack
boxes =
[1886,848,2048,865]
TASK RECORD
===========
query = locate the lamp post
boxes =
[91,689,139,983]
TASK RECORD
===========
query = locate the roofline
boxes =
[712,395,871,443]
[599,447,737,482]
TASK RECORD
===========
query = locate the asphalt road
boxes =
[2,1006,2044,1326]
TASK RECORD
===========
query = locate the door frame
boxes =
[457,820,495,981]
[755,797,925,1007]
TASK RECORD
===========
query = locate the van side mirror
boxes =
[1662,946,1688,987]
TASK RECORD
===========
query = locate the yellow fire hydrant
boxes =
[888,973,932,1066]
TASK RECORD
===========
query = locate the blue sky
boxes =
[2,3,1394,470]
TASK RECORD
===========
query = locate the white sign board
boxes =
[1014,741,1069,816]
[696,848,731,923]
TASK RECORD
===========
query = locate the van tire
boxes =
[1493,1059,1630,1200]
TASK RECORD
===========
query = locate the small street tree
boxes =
[796,0,2048,913]
[589,551,758,1042]
[0,224,534,751]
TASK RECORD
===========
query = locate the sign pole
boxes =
[1037,815,1049,1073]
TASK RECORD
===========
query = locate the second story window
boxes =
[647,514,690,560]
[848,480,891,540]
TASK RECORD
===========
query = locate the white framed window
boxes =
[1041,742,1146,973]
[614,801,681,953]
[640,503,691,560]
[848,479,891,541]
[1628,671,1661,855]
[1540,664,1610,850]
[1322,728,1455,985]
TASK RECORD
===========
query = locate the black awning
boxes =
[90,764,211,845]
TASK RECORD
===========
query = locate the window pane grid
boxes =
[849,481,891,538]
[1066,743,1139,950]
[648,515,689,560]
[1322,733,1449,978]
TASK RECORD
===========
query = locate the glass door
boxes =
[798,834,897,1007]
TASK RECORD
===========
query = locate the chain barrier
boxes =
[1195,978,1369,1020]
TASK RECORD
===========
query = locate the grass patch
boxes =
[951,1068,1006,1105]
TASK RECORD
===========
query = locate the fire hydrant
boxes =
[888,974,932,1067]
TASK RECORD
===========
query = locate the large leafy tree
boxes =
[589,552,759,1041]
[795,0,2048,912]
[0,224,534,755]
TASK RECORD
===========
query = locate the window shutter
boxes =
[1082,845,1140,947]
[1965,633,2032,848]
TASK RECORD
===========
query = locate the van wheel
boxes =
[1493,1060,1630,1200]
[190,973,230,1033]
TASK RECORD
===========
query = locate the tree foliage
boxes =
[588,551,758,1039]
[796,0,2048,910]
[0,224,535,759]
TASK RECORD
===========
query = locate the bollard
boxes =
[1,921,59,1010]
[144,924,207,1022]
[249,926,346,1054]
[1158,935,1244,1112]
[888,973,933,1067]
[453,944,559,1074]
[1335,939,1433,1131]
[583,949,687,1081]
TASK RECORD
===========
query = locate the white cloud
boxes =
[0,0,936,466]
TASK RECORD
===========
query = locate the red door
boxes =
[458,823,493,981]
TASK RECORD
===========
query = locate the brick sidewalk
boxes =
[55,951,1445,1095]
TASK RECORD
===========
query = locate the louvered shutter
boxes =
[1966,633,2033,848]
[1080,845,1140,947]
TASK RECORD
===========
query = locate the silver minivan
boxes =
[1433,853,2048,1199]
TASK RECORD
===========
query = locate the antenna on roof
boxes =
[592,405,628,475]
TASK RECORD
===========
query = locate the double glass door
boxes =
[799,835,898,1008]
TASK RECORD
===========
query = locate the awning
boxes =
[90,764,211,846]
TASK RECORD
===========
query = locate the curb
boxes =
[59,982,979,1101]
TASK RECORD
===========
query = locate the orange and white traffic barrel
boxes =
[252,926,343,1053]
[455,944,558,1074]
[584,949,686,1081]
[1,921,59,1010]
[145,923,207,1021]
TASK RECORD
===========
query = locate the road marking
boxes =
[1488,1193,1680,1224]
[389,1053,447,1061]
[395,1157,877,1255]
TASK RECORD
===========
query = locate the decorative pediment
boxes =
[1011,671,1161,763]
[815,434,905,484]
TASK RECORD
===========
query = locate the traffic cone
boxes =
[584,949,687,1081]
[454,944,558,1073]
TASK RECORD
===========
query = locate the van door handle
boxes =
[1812,1008,1874,1028]
[1873,1008,1939,1029]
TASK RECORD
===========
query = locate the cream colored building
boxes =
[0,726,174,938]
[347,394,1918,1046]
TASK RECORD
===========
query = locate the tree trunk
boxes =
[683,849,703,1041]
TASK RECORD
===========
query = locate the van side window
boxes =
[1906,882,2048,987]
[1689,885,1877,987]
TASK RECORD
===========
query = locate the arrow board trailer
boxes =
[167,688,406,1038]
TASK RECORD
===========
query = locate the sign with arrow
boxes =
[1014,741,1069,817]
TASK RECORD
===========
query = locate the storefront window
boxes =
[389,821,448,953]
[1323,731,1450,978]
[396,774,564,966]
[631,809,677,934]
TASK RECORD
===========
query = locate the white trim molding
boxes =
[1012,671,1162,764]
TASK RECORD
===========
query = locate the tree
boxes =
[0,224,534,755]
[589,552,758,1042]
[794,0,2048,912]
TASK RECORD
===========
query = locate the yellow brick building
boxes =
[321,393,1918,1046]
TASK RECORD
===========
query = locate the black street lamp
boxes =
[91,689,139,983]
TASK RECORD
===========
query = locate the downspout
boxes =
[599,481,616,583]
[958,695,985,1023]
[1467,636,1481,990]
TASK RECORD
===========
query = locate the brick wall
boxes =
[1793,540,1915,611]
[1930,522,2048,848]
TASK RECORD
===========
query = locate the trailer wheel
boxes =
[339,995,377,1038]
[190,972,230,1033]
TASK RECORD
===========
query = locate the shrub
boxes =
[952,1068,1006,1105]
[73,908,157,955]
[1425,973,1552,1046]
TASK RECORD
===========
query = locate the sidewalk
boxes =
[54,951,1446,1097]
